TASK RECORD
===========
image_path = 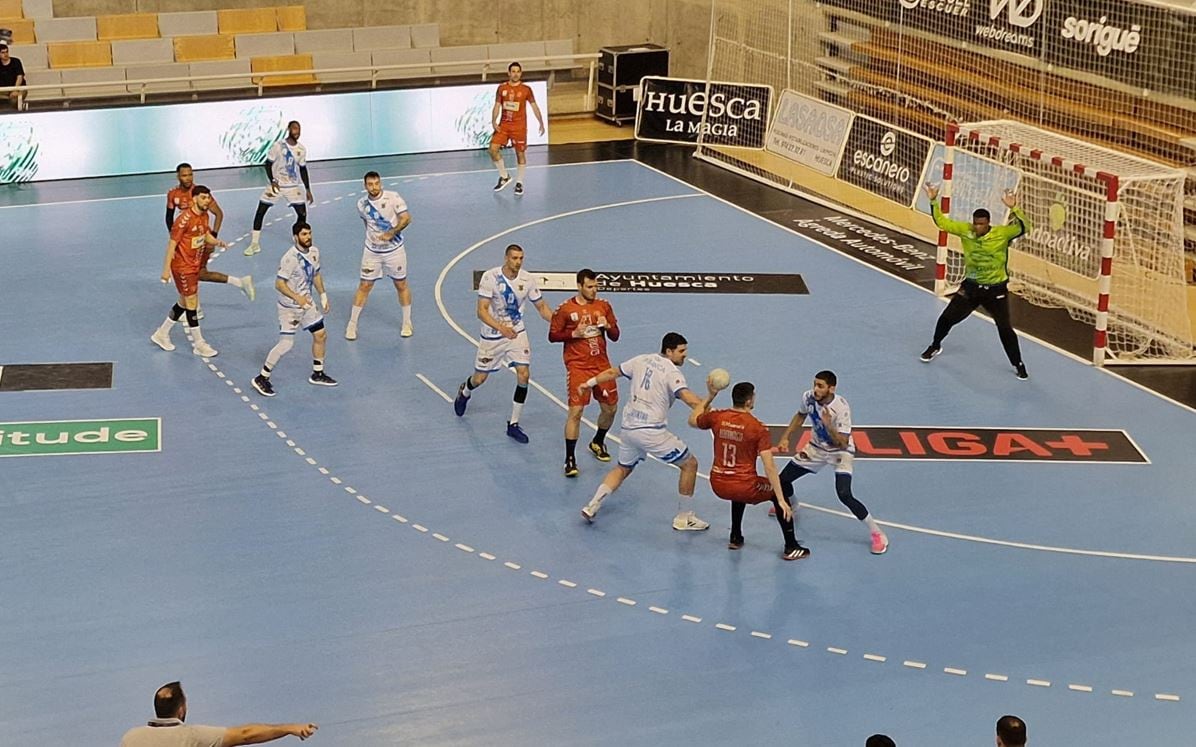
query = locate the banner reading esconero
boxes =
[635,76,772,149]
[0,81,548,184]
[765,90,854,176]
[836,114,933,207]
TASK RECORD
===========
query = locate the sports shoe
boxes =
[251,374,276,397]
[589,441,611,462]
[454,384,469,416]
[308,371,339,387]
[782,543,811,561]
[920,344,941,362]
[673,511,710,531]
[192,340,217,358]
[514,182,524,196]
[493,175,512,192]
[506,421,529,444]
[400,320,414,338]
[243,242,261,256]
[871,531,889,555]
[728,534,745,550]
[1015,362,1029,380]
[564,456,579,478]
[150,330,175,351]
[581,496,604,523]
[241,276,255,301]
[345,321,358,341]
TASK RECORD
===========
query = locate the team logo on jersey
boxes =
[570,312,579,321]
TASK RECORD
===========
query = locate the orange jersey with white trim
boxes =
[169,208,211,270]
[697,409,773,482]
[496,82,535,127]
[549,297,619,372]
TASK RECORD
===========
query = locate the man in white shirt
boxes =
[776,370,889,554]
[251,221,336,396]
[577,332,712,531]
[119,681,316,746]
[345,170,413,341]
[245,121,313,256]
[453,243,552,443]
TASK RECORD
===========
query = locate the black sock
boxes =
[730,502,746,538]
[594,427,609,446]
[565,438,577,460]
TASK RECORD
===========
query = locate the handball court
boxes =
[1,143,1195,746]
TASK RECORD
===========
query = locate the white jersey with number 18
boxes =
[618,353,689,430]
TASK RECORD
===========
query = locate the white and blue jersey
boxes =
[276,245,320,309]
[617,353,689,431]
[797,390,854,452]
[267,140,307,188]
[477,267,542,340]
[357,190,408,253]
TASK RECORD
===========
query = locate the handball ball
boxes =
[708,368,731,391]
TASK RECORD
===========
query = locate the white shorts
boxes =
[474,331,531,373]
[617,426,690,469]
[260,184,305,206]
[790,444,855,475]
[360,246,407,282]
[277,303,324,334]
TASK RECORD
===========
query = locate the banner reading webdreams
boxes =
[820,0,1046,55]
[635,76,772,149]
[836,114,933,207]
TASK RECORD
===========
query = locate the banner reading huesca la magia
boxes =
[0,81,549,184]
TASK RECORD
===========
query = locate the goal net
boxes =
[938,120,1193,364]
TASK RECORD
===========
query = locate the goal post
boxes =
[935,120,1193,365]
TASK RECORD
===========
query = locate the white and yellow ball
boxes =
[707,368,731,391]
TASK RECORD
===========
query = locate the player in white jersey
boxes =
[245,120,314,256]
[577,332,712,531]
[775,370,888,554]
[453,243,552,444]
[345,171,413,340]
[251,221,337,396]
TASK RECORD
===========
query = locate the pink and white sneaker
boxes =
[870,531,889,555]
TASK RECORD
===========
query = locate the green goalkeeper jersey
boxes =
[931,198,1032,285]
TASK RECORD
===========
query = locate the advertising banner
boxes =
[0,81,549,184]
[836,114,933,206]
[765,89,854,175]
[635,76,772,149]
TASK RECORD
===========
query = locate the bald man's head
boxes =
[154,681,186,720]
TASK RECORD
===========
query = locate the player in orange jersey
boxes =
[549,269,621,477]
[488,61,545,197]
[152,186,228,357]
[691,381,809,560]
[166,164,254,312]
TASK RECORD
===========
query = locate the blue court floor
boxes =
[1,152,1195,746]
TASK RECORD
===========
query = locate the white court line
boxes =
[415,373,454,403]
[0,159,632,210]
[431,184,1196,565]
[632,159,1196,419]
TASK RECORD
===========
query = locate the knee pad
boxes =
[185,308,198,327]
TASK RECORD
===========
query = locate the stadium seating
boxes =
[250,53,315,86]
[111,38,173,67]
[47,40,111,68]
[352,25,411,52]
[371,49,432,80]
[0,0,22,18]
[2,19,36,44]
[235,31,294,58]
[21,67,58,100]
[276,6,305,32]
[97,13,158,41]
[189,58,251,91]
[173,34,235,63]
[311,50,371,83]
[157,11,217,38]
[125,62,192,94]
[294,29,353,54]
[217,8,277,35]
[8,41,45,69]
[60,66,125,97]
[35,16,96,42]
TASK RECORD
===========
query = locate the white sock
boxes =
[189,325,206,345]
[226,275,243,288]
[157,318,176,335]
[496,160,509,179]
[401,304,412,325]
[676,494,694,515]
[510,401,524,424]
[864,514,881,534]
[516,163,526,184]
[589,483,613,507]
[349,305,363,324]
[251,230,261,245]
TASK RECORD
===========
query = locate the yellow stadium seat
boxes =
[97,13,159,41]
[217,8,276,35]
[275,6,306,32]
[173,34,235,63]
[47,40,112,68]
[0,0,22,19]
[1,17,35,43]
[250,53,315,86]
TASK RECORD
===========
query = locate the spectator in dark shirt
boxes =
[0,43,25,110]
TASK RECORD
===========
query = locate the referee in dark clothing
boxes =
[920,183,1032,380]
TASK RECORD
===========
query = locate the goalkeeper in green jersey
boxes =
[920,183,1031,380]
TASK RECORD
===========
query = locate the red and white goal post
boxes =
[934,120,1194,366]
